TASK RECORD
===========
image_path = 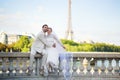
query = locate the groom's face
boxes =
[42,26,48,32]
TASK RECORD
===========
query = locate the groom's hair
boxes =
[42,24,48,28]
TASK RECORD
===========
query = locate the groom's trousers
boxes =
[30,49,48,69]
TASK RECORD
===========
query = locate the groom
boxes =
[29,24,56,76]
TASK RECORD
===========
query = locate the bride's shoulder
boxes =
[47,34,54,37]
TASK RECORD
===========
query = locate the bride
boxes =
[46,27,65,73]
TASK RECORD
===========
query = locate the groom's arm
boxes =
[37,33,51,47]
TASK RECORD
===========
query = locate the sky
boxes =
[0,0,120,45]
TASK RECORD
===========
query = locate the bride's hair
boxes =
[48,27,52,32]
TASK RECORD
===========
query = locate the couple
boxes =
[30,24,65,76]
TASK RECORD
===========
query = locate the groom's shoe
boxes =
[28,66,33,75]
[40,67,45,76]
[40,69,44,76]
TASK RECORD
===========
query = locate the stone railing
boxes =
[0,52,120,80]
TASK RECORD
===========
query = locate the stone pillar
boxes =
[72,58,78,77]
[2,58,8,76]
[100,59,106,77]
[8,58,14,76]
[86,58,92,76]
[93,58,99,76]
[114,59,119,76]
[79,58,85,76]
[15,58,21,76]
[22,58,28,76]
[36,58,40,76]
[107,59,113,76]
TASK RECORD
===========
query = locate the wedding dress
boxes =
[46,32,72,79]
[46,34,59,70]
[46,32,65,72]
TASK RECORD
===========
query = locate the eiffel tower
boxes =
[65,0,73,40]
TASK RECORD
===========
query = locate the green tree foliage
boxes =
[0,36,33,52]
[0,42,7,52]
[61,39,120,52]
[14,36,32,52]
[1,38,120,52]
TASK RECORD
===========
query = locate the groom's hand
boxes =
[52,43,56,48]
[63,46,66,49]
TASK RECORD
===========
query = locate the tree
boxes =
[0,42,7,52]
[60,39,120,52]
[14,36,32,52]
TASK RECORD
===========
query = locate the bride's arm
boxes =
[52,34,65,48]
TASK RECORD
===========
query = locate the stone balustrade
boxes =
[0,52,120,80]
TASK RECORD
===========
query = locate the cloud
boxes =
[0,11,41,33]
[37,5,45,13]
[0,11,30,21]
[0,8,4,12]
[0,13,27,31]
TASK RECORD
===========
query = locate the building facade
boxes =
[0,32,33,44]
[0,32,8,44]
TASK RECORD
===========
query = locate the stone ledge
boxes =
[0,76,120,80]
[73,52,120,59]
[0,52,42,58]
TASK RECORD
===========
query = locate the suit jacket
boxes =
[31,31,50,55]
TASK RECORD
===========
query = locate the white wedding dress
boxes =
[46,33,65,72]
[46,34,59,68]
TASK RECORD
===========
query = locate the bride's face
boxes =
[47,28,52,34]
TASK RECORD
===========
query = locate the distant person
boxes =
[29,24,55,76]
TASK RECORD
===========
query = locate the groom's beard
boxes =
[44,30,47,32]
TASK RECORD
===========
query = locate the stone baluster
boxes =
[58,64,63,76]
[36,58,40,76]
[114,59,119,76]
[100,59,106,76]
[28,66,34,76]
[58,58,64,77]
[69,53,73,75]
[8,58,14,76]
[72,58,78,77]
[2,58,8,76]
[28,57,34,76]
[86,58,92,76]
[93,58,99,76]
[72,57,80,80]
[63,53,72,80]
[79,58,85,76]
[0,58,2,77]
[15,58,21,76]
[106,59,113,76]
[58,59,65,80]
[22,58,28,76]
[76,57,80,74]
